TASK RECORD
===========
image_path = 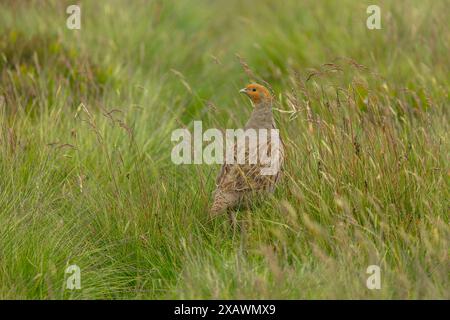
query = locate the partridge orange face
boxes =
[239,84,271,104]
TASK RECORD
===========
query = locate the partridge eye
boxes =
[252,88,257,92]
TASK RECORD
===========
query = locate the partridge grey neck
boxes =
[244,100,274,130]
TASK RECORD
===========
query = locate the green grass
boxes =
[0,0,448,299]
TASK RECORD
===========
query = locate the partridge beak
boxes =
[239,88,247,94]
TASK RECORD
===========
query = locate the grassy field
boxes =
[0,0,448,299]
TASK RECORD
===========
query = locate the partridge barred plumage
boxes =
[210,84,284,216]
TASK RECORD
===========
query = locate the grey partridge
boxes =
[210,83,284,217]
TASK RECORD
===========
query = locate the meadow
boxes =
[0,0,448,299]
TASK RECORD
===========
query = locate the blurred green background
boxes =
[0,0,448,299]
